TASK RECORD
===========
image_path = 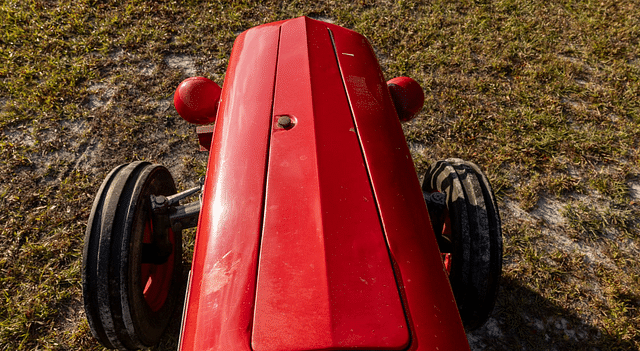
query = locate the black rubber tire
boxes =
[422,158,502,331]
[82,161,183,350]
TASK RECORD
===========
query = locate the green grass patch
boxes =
[1,0,639,349]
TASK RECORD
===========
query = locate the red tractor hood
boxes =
[179,16,469,351]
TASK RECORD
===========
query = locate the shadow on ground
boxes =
[151,266,189,351]
[468,277,634,351]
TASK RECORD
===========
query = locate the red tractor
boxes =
[82,17,502,351]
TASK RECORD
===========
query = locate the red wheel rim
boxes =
[433,191,453,276]
[140,219,175,312]
[441,252,452,274]
[441,213,453,275]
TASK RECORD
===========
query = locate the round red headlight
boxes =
[174,77,222,125]
[387,77,424,122]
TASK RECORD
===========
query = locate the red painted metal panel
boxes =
[178,22,280,351]
[327,23,471,350]
[252,17,409,351]
[195,125,214,151]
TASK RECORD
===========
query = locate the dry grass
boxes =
[1,0,639,350]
